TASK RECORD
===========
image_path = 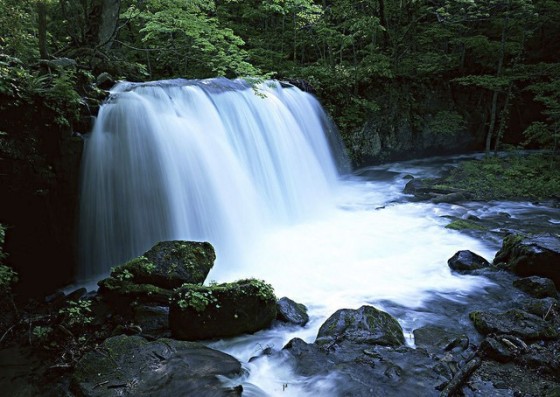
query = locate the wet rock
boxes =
[448,250,490,273]
[413,325,469,353]
[70,335,242,397]
[403,178,466,202]
[513,276,558,299]
[469,309,559,341]
[431,192,467,204]
[493,234,560,288]
[403,178,431,197]
[282,338,331,376]
[353,169,400,181]
[169,279,277,340]
[276,297,309,326]
[282,337,448,396]
[478,335,527,363]
[464,358,560,397]
[522,297,559,318]
[516,339,560,374]
[316,305,405,347]
[133,305,170,337]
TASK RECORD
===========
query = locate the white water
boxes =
[80,79,496,396]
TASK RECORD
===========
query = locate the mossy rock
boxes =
[97,277,172,305]
[316,305,405,347]
[493,234,560,288]
[445,219,487,231]
[513,276,558,299]
[111,240,215,289]
[71,335,242,396]
[169,279,277,340]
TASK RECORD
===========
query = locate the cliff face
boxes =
[342,78,540,166]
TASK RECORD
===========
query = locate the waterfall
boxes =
[78,78,348,281]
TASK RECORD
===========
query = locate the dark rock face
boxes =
[133,305,170,337]
[448,250,490,273]
[316,305,405,347]
[513,276,558,299]
[70,335,242,397]
[348,87,478,166]
[276,297,309,326]
[470,309,558,341]
[494,234,560,287]
[169,279,277,340]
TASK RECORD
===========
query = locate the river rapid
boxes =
[207,153,555,396]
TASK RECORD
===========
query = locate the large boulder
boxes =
[448,250,490,273]
[469,309,558,341]
[70,335,242,397]
[98,240,215,306]
[493,234,560,287]
[112,241,215,289]
[169,279,277,340]
[316,305,405,347]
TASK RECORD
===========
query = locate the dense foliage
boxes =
[436,153,560,200]
[1,0,559,159]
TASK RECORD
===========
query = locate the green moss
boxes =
[446,219,488,231]
[172,278,277,313]
[469,311,481,325]
[111,256,155,281]
[99,277,172,300]
[438,154,560,201]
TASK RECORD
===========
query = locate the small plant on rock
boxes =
[59,299,93,329]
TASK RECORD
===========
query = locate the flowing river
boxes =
[79,79,557,396]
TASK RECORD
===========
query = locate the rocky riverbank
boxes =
[1,179,559,396]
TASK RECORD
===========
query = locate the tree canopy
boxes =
[1,0,559,161]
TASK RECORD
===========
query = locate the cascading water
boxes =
[79,78,498,396]
[79,78,347,281]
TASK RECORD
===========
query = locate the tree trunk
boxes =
[485,0,510,156]
[38,1,48,59]
[378,0,389,48]
[494,82,513,153]
[85,0,120,49]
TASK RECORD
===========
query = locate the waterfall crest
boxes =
[78,78,348,280]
